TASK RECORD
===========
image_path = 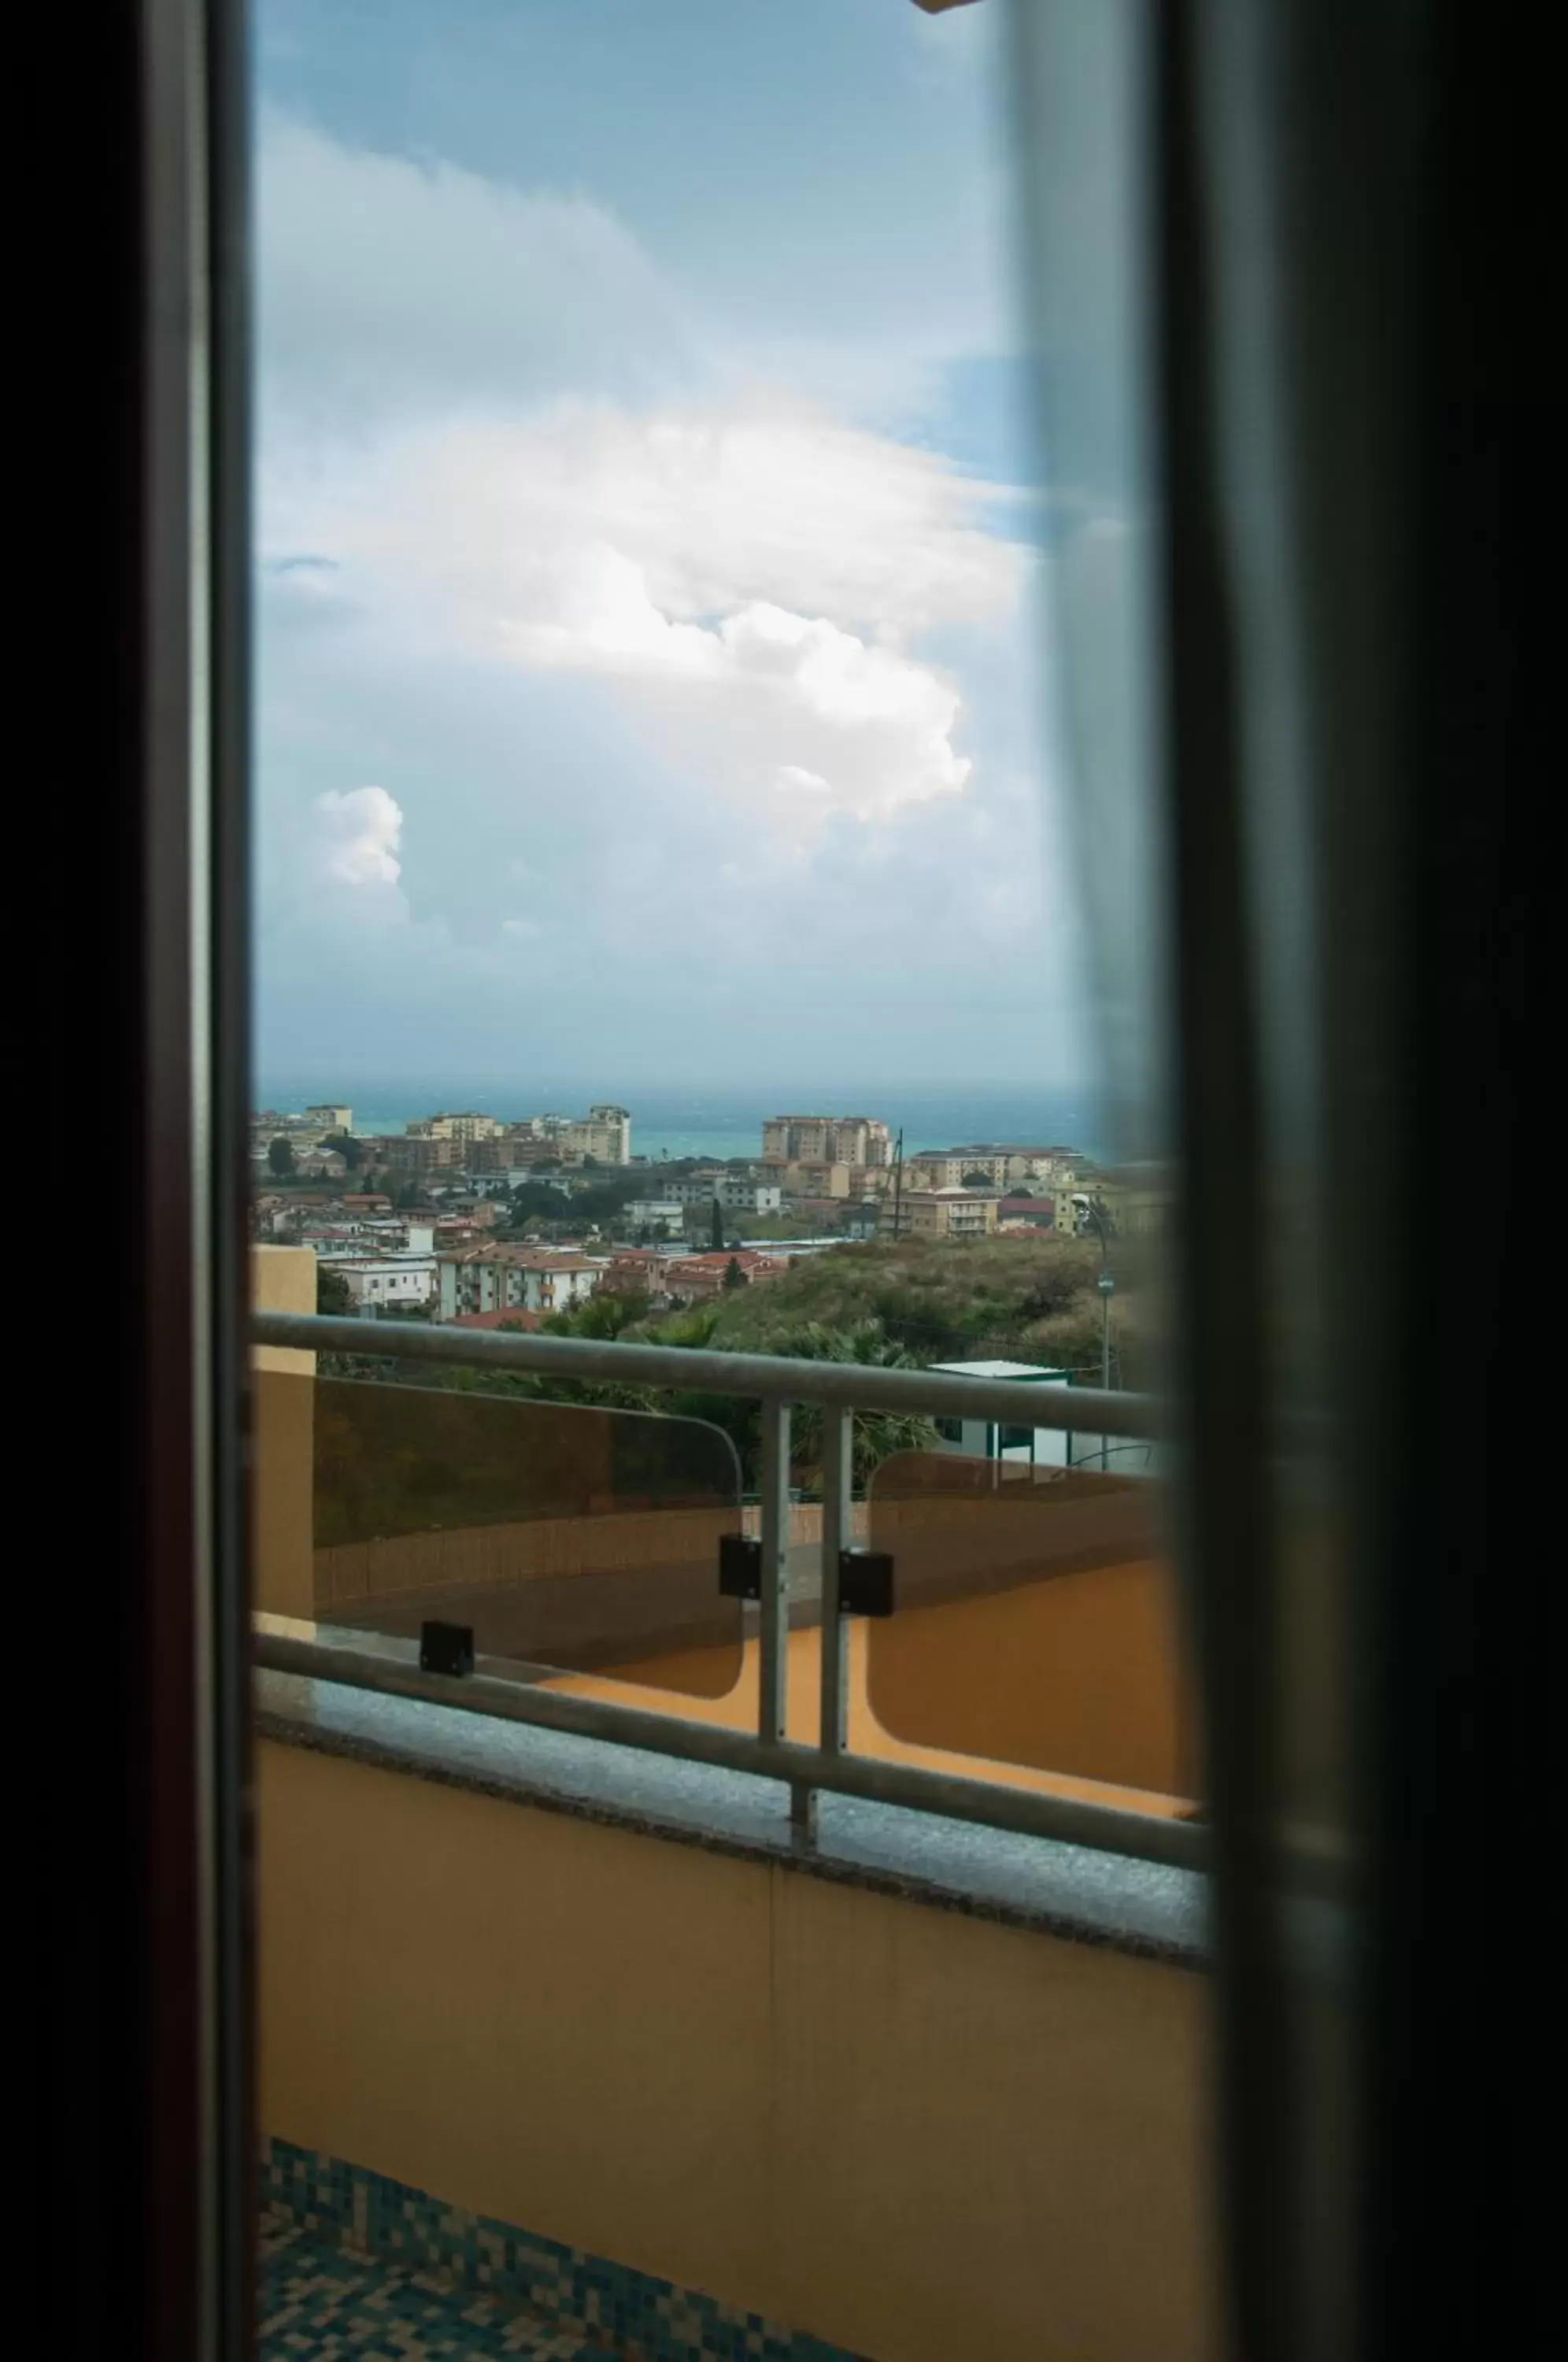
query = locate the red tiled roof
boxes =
[666,1249,784,1276]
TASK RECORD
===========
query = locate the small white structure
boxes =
[928,1360,1076,1468]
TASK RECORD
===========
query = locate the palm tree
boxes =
[760,1320,939,1490]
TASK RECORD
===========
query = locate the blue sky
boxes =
[253,0,1089,1092]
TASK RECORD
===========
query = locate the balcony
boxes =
[253,1251,1213,2361]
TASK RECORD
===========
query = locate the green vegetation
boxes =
[327,1233,1146,1494]
[497,1171,649,1235]
[649,1234,1148,1386]
[316,1264,355,1316]
[267,1135,295,1178]
[725,1209,851,1242]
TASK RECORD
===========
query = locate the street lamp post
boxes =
[1074,1194,1115,1470]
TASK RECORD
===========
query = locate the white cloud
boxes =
[263,395,1022,838]
[312,785,403,887]
[253,112,1083,1085]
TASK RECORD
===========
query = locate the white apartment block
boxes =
[622,1201,686,1237]
[660,1175,782,1213]
[334,1257,438,1312]
[664,1173,728,1205]
[719,1179,782,1213]
[438,1247,605,1321]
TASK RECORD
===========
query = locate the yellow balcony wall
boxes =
[259,1735,1213,2362]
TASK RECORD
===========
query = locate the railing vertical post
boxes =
[758,1401,812,1836]
[819,1409,852,1764]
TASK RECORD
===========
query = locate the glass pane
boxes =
[865,1451,1193,1803]
[257,1369,745,1698]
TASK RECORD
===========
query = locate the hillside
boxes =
[638,1233,1149,1386]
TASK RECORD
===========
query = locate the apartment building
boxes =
[406,1111,505,1142]
[375,1133,463,1173]
[719,1178,782,1214]
[666,1174,783,1214]
[761,1113,892,1167]
[502,1105,633,1164]
[904,1147,1081,1192]
[767,1158,889,1201]
[880,1189,1000,1241]
[252,1106,338,1149]
[621,1199,686,1238]
[572,1103,632,1163]
[331,1256,438,1312]
[602,1246,675,1295]
[436,1246,605,1322]
[662,1249,786,1301]
[302,1102,352,1131]
[663,1171,728,1205]
[292,1147,347,1181]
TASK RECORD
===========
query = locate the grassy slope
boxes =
[643,1234,1148,1384]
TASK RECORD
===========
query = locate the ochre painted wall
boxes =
[253,1249,316,1619]
[259,1738,1214,2362]
[255,1353,1193,1807]
[561,1619,1193,1820]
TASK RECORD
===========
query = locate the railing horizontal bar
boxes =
[252,1311,1161,1438]
[254,1628,1206,1872]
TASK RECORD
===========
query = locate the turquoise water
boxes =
[258,1083,1104,1164]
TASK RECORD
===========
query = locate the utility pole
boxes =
[890,1127,904,1240]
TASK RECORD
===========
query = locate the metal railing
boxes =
[251,1311,1202,1873]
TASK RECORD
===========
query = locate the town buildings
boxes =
[880,1189,1000,1241]
[503,1104,632,1164]
[406,1112,505,1143]
[660,1249,786,1301]
[902,1146,1082,1192]
[436,1246,605,1323]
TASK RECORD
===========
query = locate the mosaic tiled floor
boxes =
[260,2212,623,2359]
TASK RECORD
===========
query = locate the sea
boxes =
[257,1082,1106,1166]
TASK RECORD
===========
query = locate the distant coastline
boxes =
[257,1083,1104,1165]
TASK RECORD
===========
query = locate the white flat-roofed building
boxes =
[927,1359,1076,1469]
[333,1256,438,1313]
[621,1200,686,1238]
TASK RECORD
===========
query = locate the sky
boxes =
[253,0,1090,1095]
